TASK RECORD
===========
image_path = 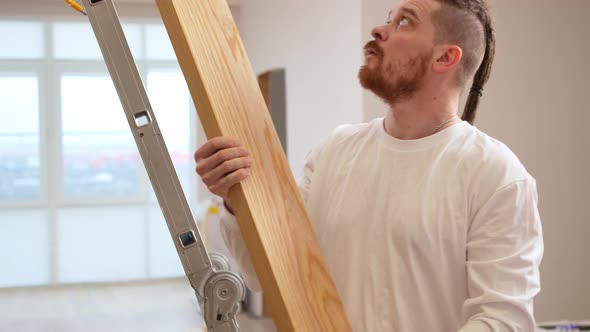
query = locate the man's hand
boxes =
[194,137,252,213]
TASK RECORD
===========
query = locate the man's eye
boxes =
[397,16,410,29]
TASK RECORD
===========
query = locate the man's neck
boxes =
[383,90,461,140]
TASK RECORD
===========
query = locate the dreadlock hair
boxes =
[431,0,496,124]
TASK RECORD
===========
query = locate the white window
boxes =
[0,19,201,287]
[0,75,40,201]
[0,22,44,59]
[60,75,139,199]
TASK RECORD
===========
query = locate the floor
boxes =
[0,278,276,332]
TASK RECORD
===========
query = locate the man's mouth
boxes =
[363,41,382,59]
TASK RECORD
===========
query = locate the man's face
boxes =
[359,0,439,105]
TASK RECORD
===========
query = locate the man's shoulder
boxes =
[304,119,380,169]
[458,126,534,189]
[323,118,380,147]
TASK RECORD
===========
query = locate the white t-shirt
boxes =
[220,118,544,332]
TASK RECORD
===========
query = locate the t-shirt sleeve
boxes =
[459,178,544,331]
[296,140,325,205]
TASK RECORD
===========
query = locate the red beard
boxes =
[359,40,431,106]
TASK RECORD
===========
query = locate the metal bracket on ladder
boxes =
[81,0,246,331]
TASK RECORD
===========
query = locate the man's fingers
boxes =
[194,137,241,161]
[194,137,251,202]
[195,147,248,176]
[201,157,252,186]
[204,147,249,172]
[210,168,251,195]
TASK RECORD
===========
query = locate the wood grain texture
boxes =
[257,71,275,320]
[154,1,351,331]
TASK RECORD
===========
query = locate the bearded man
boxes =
[194,0,544,330]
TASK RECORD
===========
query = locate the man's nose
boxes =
[371,25,389,41]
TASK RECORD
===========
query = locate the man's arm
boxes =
[459,178,544,332]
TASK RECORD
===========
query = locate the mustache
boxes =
[363,40,383,57]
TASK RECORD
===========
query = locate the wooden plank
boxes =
[154,1,352,331]
[257,69,286,319]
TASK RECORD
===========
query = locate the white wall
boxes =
[360,0,590,321]
[476,0,590,320]
[237,0,363,175]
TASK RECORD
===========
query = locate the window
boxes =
[0,22,44,59]
[57,207,146,283]
[0,75,40,201]
[147,70,192,201]
[145,24,176,60]
[53,22,143,60]
[60,75,139,199]
[0,19,201,287]
[0,209,48,287]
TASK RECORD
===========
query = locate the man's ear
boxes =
[433,45,462,73]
